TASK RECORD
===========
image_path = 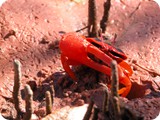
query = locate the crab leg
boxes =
[61,54,78,81]
[118,61,133,76]
[118,76,131,97]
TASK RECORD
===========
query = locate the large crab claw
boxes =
[59,33,132,97]
[86,37,133,76]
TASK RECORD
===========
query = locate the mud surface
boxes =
[0,0,160,119]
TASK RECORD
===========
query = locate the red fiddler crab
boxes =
[59,32,133,97]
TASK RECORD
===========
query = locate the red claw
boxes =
[59,32,133,97]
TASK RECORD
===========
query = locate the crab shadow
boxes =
[21,65,160,103]
[21,71,65,102]
[21,66,106,102]
[47,72,160,101]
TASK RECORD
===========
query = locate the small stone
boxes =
[34,107,46,118]
[37,70,47,78]
[40,36,49,44]
[63,92,69,97]
[71,92,82,99]
[132,59,137,64]
[132,65,138,71]
[63,90,72,97]
[31,114,39,120]
[73,99,85,106]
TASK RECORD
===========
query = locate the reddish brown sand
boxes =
[0,0,160,119]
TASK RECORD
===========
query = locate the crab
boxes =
[59,32,133,97]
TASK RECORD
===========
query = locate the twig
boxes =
[3,29,16,39]
[132,60,160,90]
[129,2,141,18]
[45,91,52,115]
[13,59,22,119]
[75,26,89,32]
[24,85,33,120]
[88,0,98,37]
[100,0,111,33]
[120,0,127,6]
[111,60,121,119]
[111,60,119,97]
[50,84,55,105]
[153,80,160,90]
[132,60,160,77]
[83,99,94,120]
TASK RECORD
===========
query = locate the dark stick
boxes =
[45,91,52,115]
[24,85,33,120]
[13,60,22,119]
[132,60,160,89]
[102,87,109,113]
[88,0,98,37]
[100,0,111,33]
[83,99,94,120]
[75,26,89,32]
[111,60,121,119]
[92,106,99,120]
[50,84,55,105]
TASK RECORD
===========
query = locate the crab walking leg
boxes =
[86,45,131,97]
[118,61,133,76]
[61,54,78,81]
[115,65,132,97]
[118,75,132,97]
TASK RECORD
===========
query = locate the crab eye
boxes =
[59,31,66,35]
[115,48,125,54]
[108,48,127,60]
[94,38,101,42]
[90,38,102,48]
[109,50,123,58]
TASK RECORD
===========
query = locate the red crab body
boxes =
[59,32,133,97]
